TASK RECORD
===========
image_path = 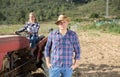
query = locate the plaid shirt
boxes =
[17,22,40,37]
[45,29,80,67]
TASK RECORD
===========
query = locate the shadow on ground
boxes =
[31,73,46,77]
[73,64,120,77]
[29,64,120,77]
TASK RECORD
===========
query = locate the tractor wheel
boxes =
[36,51,49,77]
[41,55,49,77]
[1,55,10,77]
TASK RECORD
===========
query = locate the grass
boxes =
[39,22,58,36]
[69,20,120,34]
[0,21,120,36]
[87,23,120,34]
[0,24,21,35]
[0,22,58,36]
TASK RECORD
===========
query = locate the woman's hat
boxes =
[55,15,70,25]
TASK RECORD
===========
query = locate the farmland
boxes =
[1,22,120,77]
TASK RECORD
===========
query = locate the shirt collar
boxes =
[55,29,70,35]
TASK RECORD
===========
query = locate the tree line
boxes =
[0,0,94,24]
[0,0,119,24]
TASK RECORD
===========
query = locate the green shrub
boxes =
[90,13,100,18]
[74,18,83,22]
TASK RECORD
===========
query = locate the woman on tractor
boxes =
[15,12,40,56]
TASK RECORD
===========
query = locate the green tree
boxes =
[0,12,6,20]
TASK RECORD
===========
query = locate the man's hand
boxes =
[46,62,52,69]
[45,57,51,69]
[71,63,78,70]
[71,60,79,70]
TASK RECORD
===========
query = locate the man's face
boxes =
[58,20,69,30]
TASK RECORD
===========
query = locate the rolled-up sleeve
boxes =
[44,32,52,57]
[17,24,27,33]
[73,33,81,60]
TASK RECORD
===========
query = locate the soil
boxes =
[32,30,120,77]
[73,30,120,77]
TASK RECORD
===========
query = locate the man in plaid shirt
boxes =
[45,15,81,77]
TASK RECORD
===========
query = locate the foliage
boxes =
[0,12,6,20]
[90,13,100,18]
[0,0,74,24]
[0,0,120,24]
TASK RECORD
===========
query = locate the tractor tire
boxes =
[1,55,10,77]
[35,50,49,77]
[41,55,49,77]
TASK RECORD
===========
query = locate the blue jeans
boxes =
[29,36,38,48]
[49,67,73,77]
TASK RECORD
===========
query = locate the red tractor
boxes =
[0,35,48,77]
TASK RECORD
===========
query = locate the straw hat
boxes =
[55,15,70,25]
